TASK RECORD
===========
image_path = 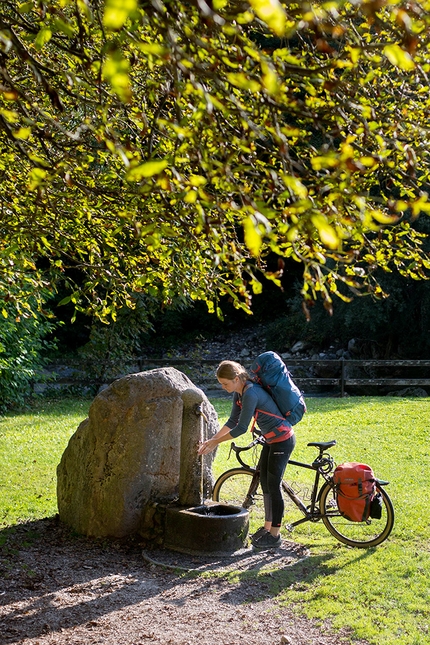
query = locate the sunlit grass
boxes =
[0,399,91,528]
[211,395,430,645]
[1,395,429,644]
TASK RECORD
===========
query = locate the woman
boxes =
[198,360,296,550]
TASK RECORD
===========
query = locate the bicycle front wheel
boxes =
[212,468,265,532]
[320,481,395,548]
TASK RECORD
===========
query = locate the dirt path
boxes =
[0,518,369,645]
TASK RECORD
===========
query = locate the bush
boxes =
[0,304,57,413]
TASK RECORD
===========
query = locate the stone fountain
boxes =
[57,367,248,554]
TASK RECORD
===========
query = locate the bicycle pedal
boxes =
[285,523,294,533]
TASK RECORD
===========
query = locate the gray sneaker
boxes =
[250,527,268,544]
[252,532,282,550]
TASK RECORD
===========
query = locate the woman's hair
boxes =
[216,360,249,382]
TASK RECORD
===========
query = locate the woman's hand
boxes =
[198,438,218,455]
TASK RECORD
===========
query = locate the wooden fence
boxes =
[136,358,430,397]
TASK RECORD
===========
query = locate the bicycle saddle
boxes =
[307,440,337,450]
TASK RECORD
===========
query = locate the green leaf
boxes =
[248,0,286,36]
[18,2,33,14]
[103,0,138,30]
[58,296,72,306]
[34,27,52,50]
[126,160,169,180]
[52,18,76,38]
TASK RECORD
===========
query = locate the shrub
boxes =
[0,304,57,413]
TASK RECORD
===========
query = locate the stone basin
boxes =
[164,502,249,555]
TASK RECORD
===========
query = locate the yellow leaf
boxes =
[0,109,19,123]
[311,153,339,170]
[349,47,360,64]
[226,73,260,92]
[102,51,131,102]
[243,216,263,257]
[139,44,168,57]
[383,44,415,71]
[207,300,215,314]
[248,0,286,36]
[189,175,207,187]
[126,160,169,180]
[311,215,339,249]
[262,67,279,95]
[393,200,409,212]
[28,168,47,191]
[184,190,198,203]
[250,279,263,294]
[370,210,399,224]
[103,0,137,29]
[358,156,378,168]
[12,127,31,140]
[282,174,308,199]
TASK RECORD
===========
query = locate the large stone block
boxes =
[57,368,218,538]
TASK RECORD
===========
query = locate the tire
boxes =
[212,468,292,534]
[319,481,395,548]
[212,468,265,533]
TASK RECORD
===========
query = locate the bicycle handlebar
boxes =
[228,435,264,469]
[228,435,336,473]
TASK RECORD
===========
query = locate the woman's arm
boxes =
[197,424,232,455]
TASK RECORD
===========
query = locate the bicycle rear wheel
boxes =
[212,468,265,533]
[319,481,395,548]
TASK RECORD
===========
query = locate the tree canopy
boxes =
[1,0,430,322]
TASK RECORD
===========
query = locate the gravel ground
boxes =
[0,517,370,645]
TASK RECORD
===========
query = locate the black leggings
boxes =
[259,434,296,528]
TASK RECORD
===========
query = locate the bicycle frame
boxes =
[230,435,335,528]
[282,456,329,527]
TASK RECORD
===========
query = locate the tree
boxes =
[0,0,429,323]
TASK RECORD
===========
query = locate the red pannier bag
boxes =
[333,462,376,522]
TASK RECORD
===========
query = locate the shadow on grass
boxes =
[219,545,376,602]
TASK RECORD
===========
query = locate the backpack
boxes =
[333,462,377,522]
[250,351,306,425]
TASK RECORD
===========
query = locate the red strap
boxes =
[255,407,288,420]
[249,408,290,433]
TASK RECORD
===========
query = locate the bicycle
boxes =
[212,435,395,548]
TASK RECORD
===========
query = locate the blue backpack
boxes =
[250,351,306,426]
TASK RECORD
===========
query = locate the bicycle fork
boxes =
[241,471,262,509]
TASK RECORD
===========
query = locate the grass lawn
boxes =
[1,395,429,645]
